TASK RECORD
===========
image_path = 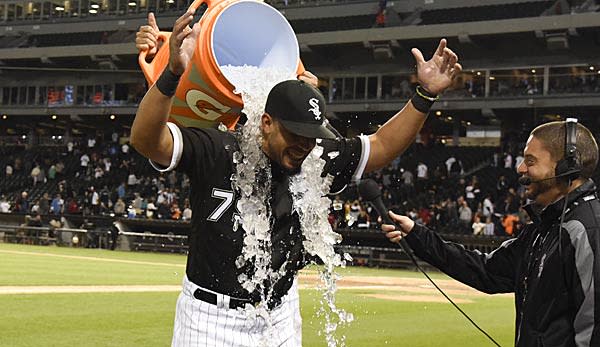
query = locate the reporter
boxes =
[383,120,600,347]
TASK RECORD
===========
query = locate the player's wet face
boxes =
[263,118,315,173]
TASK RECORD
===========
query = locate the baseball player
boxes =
[132,9,461,347]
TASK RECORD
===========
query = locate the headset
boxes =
[555,118,581,183]
[556,118,580,258]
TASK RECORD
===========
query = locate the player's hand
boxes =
[136,12,161,58]
[168,9,201,76]
[412,39,462,95]
[298,70,319,88]
[381,211,414,244]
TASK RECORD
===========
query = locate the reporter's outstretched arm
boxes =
[382,211,520,294]
[131,9,199,167]
[365,39,462,172]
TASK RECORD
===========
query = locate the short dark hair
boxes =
[531,121,599,179]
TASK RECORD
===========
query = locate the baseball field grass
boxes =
[0,243,515,346]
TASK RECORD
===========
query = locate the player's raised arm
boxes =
[364,39,462,173]
[131,9,199,167]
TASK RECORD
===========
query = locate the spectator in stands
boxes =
[48,164,57,180]
[492,151,499,167]
[171,202,182,220]
[182,199,192,221]
[502,213,518,236]
[417,161,428,182]
[15,191,29,213]
[515,151,524,169]
[458,198,472,233]
[94,165,104,179]
[31,164,42,186]
[117,182,126,200]
[27,213,43,228]
[50,194,63,216]
[443,198,458,227]
[80,153,90,176]
[464,177,478,210]
[445,155,456,173]
[132,193,143,215]
[109,222,121,251]
[374,9,386,27]
[471,214,485,235]
[505,187,520,214]
[30,200,40,214]
[356,208,370,228]
[157,201,170,220]
[0,196,10,213]
[100,186,110,213]
[348,200,362,228]
[482,193,494,219]
[484,216,495,236]
[66,198,79,214]
[146,198,157,219]
[89,187,100,215]
[504,152,513,169]
[55,161,65,180]
[449,158,463,178]
[401,168,414,195]
[39,193,50,215]
[496,175,509,199]
[330,196,344,228]
[127,172,138,187]
[114,198,126,216]
[5,163,13,178]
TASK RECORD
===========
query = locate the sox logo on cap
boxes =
[308,98,321,120]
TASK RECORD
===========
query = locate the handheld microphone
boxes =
[357,178,502,347]
[357,179,414,256]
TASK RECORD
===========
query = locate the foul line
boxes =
[0,285,182,295]
[0,249,185,268]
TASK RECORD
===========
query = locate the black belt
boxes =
[192,288,282,310]
[193,288,254,310]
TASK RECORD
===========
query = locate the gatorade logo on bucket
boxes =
[186,90,231,121]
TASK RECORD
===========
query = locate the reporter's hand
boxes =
[298,70,318,88]
[381,211,415,244]
[136,12,161,58]
[412,38,462,95]
[168,9,201,75]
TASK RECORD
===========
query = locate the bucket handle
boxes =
[189,0,213,11]
[296,60,306,79]
[138,31,171,85]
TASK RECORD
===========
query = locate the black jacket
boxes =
[405,179,600,346]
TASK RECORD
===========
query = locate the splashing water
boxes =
[221,64,294,345]
[289,144,354,347]
[220,64,353,347]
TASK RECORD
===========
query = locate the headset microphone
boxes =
[518,168,581,186]
[518,176,553,186]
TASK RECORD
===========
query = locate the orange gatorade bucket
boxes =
[139,0,305,129]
